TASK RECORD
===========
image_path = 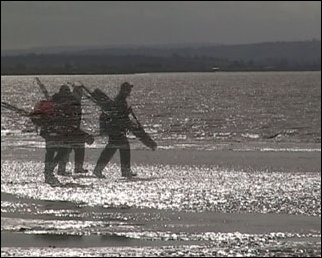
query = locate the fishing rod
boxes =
[1,101,40,133]
[128,106,143,128]
[1,101,30,117]
[35,77,50,100]
[75,83,142,126]
[68,82,102,107]
[68,82,157,150]
[69,83,114,113]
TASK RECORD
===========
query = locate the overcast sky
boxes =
[1,1,321,50]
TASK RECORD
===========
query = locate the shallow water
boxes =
[1,72,321,256]
[1,72,321,148]
[1,161,321,216]
[1,160,321,256]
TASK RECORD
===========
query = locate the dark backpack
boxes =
[99,112,112,136]
[90,88,116,136]
[29,100,56,127]
[91,88,114,112]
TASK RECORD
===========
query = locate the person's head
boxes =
[73,86,83,99]
[120,82,133,97]
[59,85,71,95]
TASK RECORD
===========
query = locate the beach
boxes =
[1,144,321,257]
[2,141,321,171]
[1,71,321,256]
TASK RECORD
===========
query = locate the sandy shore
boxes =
[1,144,321,172]
[2,192,321,256]
[1,145,321,256]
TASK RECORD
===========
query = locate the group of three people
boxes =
[37,82,144,186]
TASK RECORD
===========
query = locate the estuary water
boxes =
[1,72,321,257]
[1,71,321,150]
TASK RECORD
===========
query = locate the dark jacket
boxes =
[99,94,132,137]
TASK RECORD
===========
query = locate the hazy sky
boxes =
[1,1,321,50]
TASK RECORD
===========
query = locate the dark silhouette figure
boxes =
[57,86,88,175]
[93,82,137,178]
[41,85,93,185]
[41,85,75,185]
[3,82,94,186]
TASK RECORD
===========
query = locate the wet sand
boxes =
[1,144,321,256]
[2,192,321,256]
[2,143,321,172]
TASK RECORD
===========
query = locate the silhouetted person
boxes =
[42,84,93,185]
[93,82,137,178]
[41,85,75,185]
[57,85,88,175]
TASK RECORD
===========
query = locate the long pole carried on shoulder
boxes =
[35,77,50,100]
[68,82,98,104]
[129,107,142,128]
[68,82,157,150]
[1,101,30,117]
[74,83,142,127]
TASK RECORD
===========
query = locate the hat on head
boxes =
[59,84,70,94]
[73,85,83,98]
[121,82,133,91]
[73,85,83,93]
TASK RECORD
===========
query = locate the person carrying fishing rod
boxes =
[80,81,157,178]
[34,79,93,177]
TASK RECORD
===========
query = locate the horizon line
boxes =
[1,38,321,54]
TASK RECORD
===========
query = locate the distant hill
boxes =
[1,41,320,75]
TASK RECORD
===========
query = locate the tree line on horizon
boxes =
[1,41,320,75]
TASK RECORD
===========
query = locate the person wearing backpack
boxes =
[56,85,89,175]
[30,84,94,186]
[93,82,137,178]
[34,85,73,185]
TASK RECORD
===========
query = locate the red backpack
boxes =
[29,100,56,127]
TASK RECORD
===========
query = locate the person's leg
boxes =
[119,137,136,177]
[44,141,60,185]
[93,142,117,178]
[73,142,88,173]
[57,147,71,175]
[52,145,72,165]
[119,138,131,176]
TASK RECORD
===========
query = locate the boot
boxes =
[93,164,106,178]
[45,175,61,187]
[57,162,71,176]
[121,169,137,178]
[74,164,88,174]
